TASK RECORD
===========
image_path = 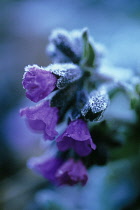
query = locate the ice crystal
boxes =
[81,89,109,121]
[46,63,82,89]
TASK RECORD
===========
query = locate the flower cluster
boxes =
[20,28,109,186]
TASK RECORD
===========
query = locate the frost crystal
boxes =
[89,91,108,113]
[81,89,109,121]
[46,63,82,89]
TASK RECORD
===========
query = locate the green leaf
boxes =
[87,42,95,66]
[135,83,140,95]
[81,29,95,67]
[44,201,64,210]
[130,97,139,109]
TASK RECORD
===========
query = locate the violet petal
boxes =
[56,119,96,156]
[20,100,59,140]
[23,65,57,102]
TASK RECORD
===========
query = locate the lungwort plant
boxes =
[20,28,140,186]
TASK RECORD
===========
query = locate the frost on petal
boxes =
[20,100,59,140]
[55,159,88,186]
[56,119,96,156]
[22,65,57,102]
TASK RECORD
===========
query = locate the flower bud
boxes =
[81,89,109,121]
[23,65,57,102]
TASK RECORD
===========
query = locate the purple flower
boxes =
[23,65,57,102]
[20,100,59,140]
[55,158,88,186]
[28,156,63,184]
[56,119,96,156]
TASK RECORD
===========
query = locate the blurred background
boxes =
[0,0,140,209]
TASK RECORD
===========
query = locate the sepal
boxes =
[81,89,109,121]
[81,28,95,67]
[46,63,82,89]
[48,29,83,64]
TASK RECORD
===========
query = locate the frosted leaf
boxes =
[70,29,83,59]
[46,63,82,89]
[47,43,71,63]
[81,89,109,121]
[50,29,70,47]
[47,28,84,64]
[47,28,106,68]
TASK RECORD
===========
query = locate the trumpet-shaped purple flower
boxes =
[28,156,63,184]
[56,158,88,186]
[23,65,57,102]
[20,100,59,140]
[56,119,96,156]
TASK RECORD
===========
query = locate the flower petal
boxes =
[23,65,57,102]
[20,100,59,140]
